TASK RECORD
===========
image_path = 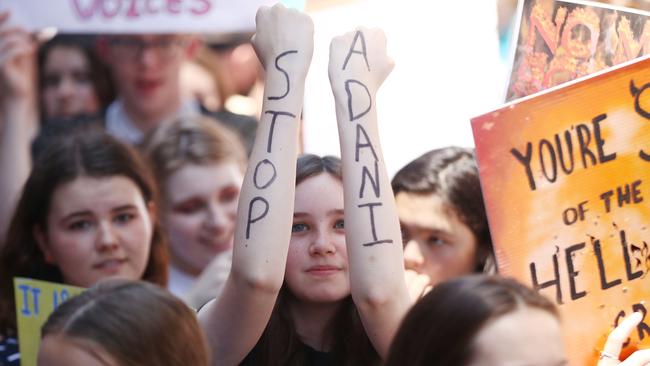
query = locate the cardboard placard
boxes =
[506,0,650,102]
[472,55,650,364]
[0,0,278,34]
[14,278,85,366]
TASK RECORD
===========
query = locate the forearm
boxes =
[329,29,410,358]
[0,97,37,246]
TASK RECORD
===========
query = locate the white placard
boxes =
[0,0,278,34]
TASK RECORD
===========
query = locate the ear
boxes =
[34,225,55,264]
[184,35,203,60]
[146,200,157,224]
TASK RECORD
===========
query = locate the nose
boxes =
[57,76,75,98]
[309,228,336,256]
[96,221,119,252]
[403,240,424,271]
[203,201,229,235]
[138,44,160,67]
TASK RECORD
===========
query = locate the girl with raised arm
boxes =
[199,5,410,365]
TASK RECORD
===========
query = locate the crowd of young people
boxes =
[0,3,647,366]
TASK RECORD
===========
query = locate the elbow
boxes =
[351,284,395,311]
[230,266,284,294]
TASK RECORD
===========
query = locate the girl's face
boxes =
[36,176,153,287]
[38,334,118,366]
[42,46,101,119]
[162,162,243,275]
[285,173,349,303]
[396,192,478,286]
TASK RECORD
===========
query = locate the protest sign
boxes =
[14,278,84,366]
[472,55,650,364]
[506,0,650,102]
[0,0,278,33]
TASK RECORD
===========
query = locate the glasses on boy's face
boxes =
[108,36,186,60]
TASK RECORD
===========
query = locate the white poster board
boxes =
[0,0,279,33]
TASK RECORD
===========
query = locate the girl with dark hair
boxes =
[386,275,565,366]
[38,34,115,121]
[199,5,409,365]
[386,275,650,366]
[38,280,209,366]
[0,128,167,364]
[391,147,494,298]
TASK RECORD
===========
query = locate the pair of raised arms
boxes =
[199,4,409,365]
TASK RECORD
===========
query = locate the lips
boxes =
[93,258,127,273]
[134,78,163,96]
[306,265,341,276]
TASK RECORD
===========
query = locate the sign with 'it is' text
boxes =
[14,278,84,366]
[473,55,650,365]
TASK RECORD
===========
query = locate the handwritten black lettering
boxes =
[358,202,393,247]
[253,159,277,190]
[565,243,587,301]
[511,143,536,190]
[530,252,563,304]
[555,130,574,175]
[355,124,378,163]
[268,50,298,101]
[345,79,372,122]
[264,110,296,153]
[620,230,644,281]
[592,114,617,163]
[539,138,557,182]
[593,238,622,290]
[246,196,269,240]
[359,160,380,199]
[342,31,370,71]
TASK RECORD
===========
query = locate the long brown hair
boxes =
[0,128,168,333]
[41,280,209,366]
[242,154,379,365]
[385,275,559,366]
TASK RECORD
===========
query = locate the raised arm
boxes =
[0,11,38,247]
[328,28,410,358]
[198,5,313,365]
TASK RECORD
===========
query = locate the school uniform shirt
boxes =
[168,264,197,299]
[105,98,201,145]
[0,332,20,366]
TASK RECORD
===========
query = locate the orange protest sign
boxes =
[472,55,650,365]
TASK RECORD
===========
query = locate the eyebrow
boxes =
[61,205,137,222]
[293,209,344,218]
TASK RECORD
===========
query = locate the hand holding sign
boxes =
[251,4,313,80]
[599,312,650,366]
[328,27,393,99]
[0,11,36,102]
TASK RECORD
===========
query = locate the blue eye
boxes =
[333,219,344,230]
[292,223,309,233]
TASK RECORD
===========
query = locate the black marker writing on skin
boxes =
[342,31,370,71]
[264,110,296,153]
[246,196,269,239]
[358,202,393,247]
[355,124,378,162]
[345,79,372,122]
[268,50,298,101]
[359,160,380,199]
[253,159,277,190]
